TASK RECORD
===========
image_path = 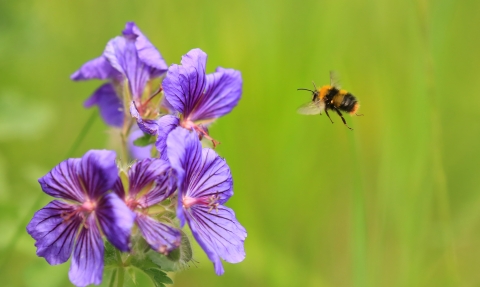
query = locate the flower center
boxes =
[183,194,220,213]
[61,199,97,223]
[179,119,220,148]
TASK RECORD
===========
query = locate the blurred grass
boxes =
[1,0,480,286]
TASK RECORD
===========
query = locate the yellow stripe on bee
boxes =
[318,85,332,100]
[333,90,348,107]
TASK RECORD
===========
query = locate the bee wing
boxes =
[297,100,325,115]
[330,70,341,89]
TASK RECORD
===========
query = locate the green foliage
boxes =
[133,134,155,147]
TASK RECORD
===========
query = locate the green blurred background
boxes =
[1,0,480,286]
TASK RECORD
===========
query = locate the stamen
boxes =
[183,193,220,213]
[180,119,220,148]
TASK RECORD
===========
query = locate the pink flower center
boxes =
[183,194,221,213]
[179,119,220,148]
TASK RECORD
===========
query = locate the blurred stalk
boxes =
[417,0,459,284]
[0,111,97,269]
[349,130,367,287]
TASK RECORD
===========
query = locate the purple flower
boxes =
[166,127,246,275]
[71,22,167,127]
[27,150,135,287]
[131,48,242,157]
[113,158,181,254]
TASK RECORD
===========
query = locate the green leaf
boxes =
[147,231,193,272]
[104,241,118,267]
[133,134,155,147]
[142,268,173,287]
[126,267,137,284]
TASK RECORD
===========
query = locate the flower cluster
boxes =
[27,22,246,287]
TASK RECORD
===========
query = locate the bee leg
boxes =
[324,109,334,124]
[334,107,353,130]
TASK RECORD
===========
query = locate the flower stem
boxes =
[109,269,118,287]
[115,249,125,287]
[0,111,97,269]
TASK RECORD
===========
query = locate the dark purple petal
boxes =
[122,22,167,77]
[84,83,124,128]
[69,215,104,287]
[130,102,159,135]
[26,200,80,265]
[96,193,135,252]
[186,148,233,204]
[127,158,170,198]
[78,150,118,200]
[154,115,179,161]
[135,214,181,254]
[38,158,85,203]
[189,68,242,121]
[104,36,151,100]
[71,56,121,81]
[128,128,153,160]
[186,205,246,275]
[166,128,202,226]
[138,169,176,207]
[163,49,207,116]
[112,176,125,200]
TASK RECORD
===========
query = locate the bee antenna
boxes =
[297,88,314,93]
[311,81,317,90]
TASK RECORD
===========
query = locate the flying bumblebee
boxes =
[297,71,362,130]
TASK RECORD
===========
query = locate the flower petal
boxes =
[96,193,135,252]
[189,67,242,121]
[138,168,176,207]
[135,214,181,254]
[154,115,179,161]
[166,127,202,226]
[127,158,170,198]
[69,215,104,287]
[186,205,246,275]
[187,148,233,204]
[78,150,118,200]
[38,158,84,202]
[70,56,120,81]
[130,101,159,135]
[84,83,124,128]
[26,200,80,265]
[122,22,167,77]
[104,36,151,100]
[128,128,153,160]
[163,49,207,116]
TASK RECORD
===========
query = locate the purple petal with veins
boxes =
[122,22,167,77]
[84,83,123,127]
[186,205,246,275]
[136,214,181,254]
[69,215,104,287]
[96,193,135,252]
[26,200,80,265]
[129,102,159,135]
[163,48,207,116]
[78,150,118,200]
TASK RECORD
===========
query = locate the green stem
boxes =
[115,249,125,287]
[0,111,97,269]
[109,269,118,287]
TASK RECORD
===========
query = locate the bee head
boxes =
[297,81,319,101]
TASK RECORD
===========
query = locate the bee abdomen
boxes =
[339,93,359,114]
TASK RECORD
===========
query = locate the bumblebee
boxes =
[297,71,362,130]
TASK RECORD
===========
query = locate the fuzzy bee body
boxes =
[297,73,361,130]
